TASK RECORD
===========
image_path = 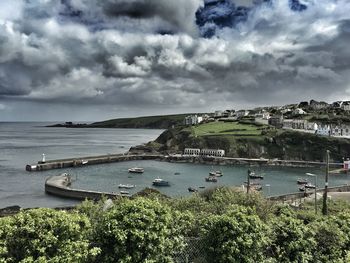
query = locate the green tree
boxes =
[269,207,315,263]
[201,205,269,263]
[94,198,189,263]
[0,208,100,263]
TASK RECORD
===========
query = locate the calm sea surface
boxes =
[1,122,350,209]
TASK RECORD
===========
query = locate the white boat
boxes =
[118,184,135,189]
[128,167,144,173]
[120,190,130,195]
[152,178,170,186]
[209,170,223,177]
[81,160,88,165]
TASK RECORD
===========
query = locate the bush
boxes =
[0,208,99,263]
[201,205,269,263]
[93,198,189,262]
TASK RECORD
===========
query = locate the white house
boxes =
[235,110,250,118]
[184,115,203,126]
[183,148,201,156]
[316,124,331,136]
[200,149,225,157]
[293,108,306,115]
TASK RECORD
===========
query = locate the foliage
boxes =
[269,206,316,263]
[201,205,269,263]
[93,197,190,263]
[0,208,100,263]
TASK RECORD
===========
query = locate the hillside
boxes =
[48,114,196,129]
[150,120,350,162]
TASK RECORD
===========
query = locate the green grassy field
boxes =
[187,121,263,137]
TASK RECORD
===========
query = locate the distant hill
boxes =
[48,114,197,129]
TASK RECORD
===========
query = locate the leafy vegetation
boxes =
[2,188,350,262]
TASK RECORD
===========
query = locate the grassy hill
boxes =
[152,120,350,162]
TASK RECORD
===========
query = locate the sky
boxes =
[1,0,350,121]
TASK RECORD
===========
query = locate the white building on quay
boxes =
[183,148,225,157]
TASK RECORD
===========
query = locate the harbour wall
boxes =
[45,173,125,200]
[26,153,343,172]
[26,154,163,171]
[268,185,350,202]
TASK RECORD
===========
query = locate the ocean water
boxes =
[0,122,163,208]
[1,122,350,209]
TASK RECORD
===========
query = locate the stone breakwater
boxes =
[45,173,127,200]
[26,152,343,172]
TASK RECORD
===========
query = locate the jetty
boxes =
[26,153,162,171]
[45,173,126,200]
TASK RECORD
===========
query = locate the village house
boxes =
[184,115,203,126]
[183,148,201,156]
[268,115,283,128]
[183,148,225,157]
[330,124,350,137]
[342,101,350,111]
[310,100,329,110]
[235,110,250,118]
[255,110,270,125]
[316,124,331,136]
[282,119,318,131]
[292,108,306,115]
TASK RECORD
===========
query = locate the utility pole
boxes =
[247,169,251,194]
[322,150,330,215]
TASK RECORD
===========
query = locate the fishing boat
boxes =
[299,186,306,192]
[248,170,264,180]
[128,167,144,173]
[205,176,218,182]
[152,178,170,186]
[209,170,223,177]
[120,190,130,195]
[118,184,135,189]
[304,183,316,189]
[188,187,198,192]
[297,178,308,185]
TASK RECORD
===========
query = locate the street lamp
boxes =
[306,172,317,214]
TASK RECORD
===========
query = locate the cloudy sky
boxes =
[0,0,350,121]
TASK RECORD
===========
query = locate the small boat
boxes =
[299,186,306,192]
[120,190,130,195]
[205,176,218,182]
[152,178,170,186]
[304,183,316,189]
[199,186,206,189]
[248,170,264,180]
[209,170,223,177]
[118,184,135,189]
[81,160,88,165]
[297,178,308,185]
[188,187,198,192]
[128,167,144,173]
[174,172,181,175]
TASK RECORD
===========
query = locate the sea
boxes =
[1,122,350,209]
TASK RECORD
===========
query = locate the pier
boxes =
[26,153,162,171]
[26,152,343,172]
[45,173,126,200]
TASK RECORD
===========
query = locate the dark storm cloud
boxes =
[1,0,350,121]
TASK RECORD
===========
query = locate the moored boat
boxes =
[209,170,223,177]
[304,183,316,189]
[205,176,218,182]
[128,167,144,173]
[118,184,135,189]
[297,178,308,185]
[248,169,264,180]
[120,190,130,195]
[188,187,198,192]
[152,178,170,186]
